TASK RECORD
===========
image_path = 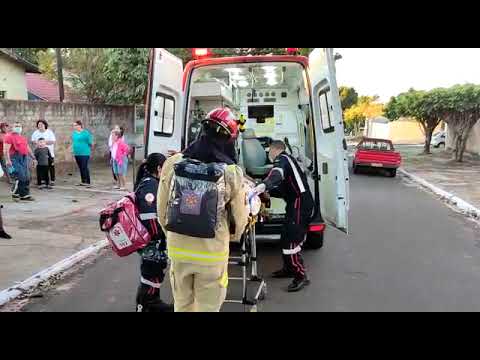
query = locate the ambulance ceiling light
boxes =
[262,66,277,73]
[225,67,243,75]
[192,48,212,59]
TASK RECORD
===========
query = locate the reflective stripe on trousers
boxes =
[168,246,229,264]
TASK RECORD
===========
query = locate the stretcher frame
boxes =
[225,214,267,312]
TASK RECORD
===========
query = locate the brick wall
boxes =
[0,100,136,174]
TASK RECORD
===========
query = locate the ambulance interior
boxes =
[186,62,317,220]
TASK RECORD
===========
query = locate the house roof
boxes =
[0,48,40,73]
[26,73,83,103]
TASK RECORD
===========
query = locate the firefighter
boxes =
[157,108,249,312]
[134,152,173,312]
[252,140,314,292]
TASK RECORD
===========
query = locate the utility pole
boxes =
[55,48,65,102]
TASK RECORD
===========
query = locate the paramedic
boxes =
[157,108,249,312]
[252,140,314,292]
[134,152,173,312]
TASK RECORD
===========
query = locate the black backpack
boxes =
[166,158,227,238]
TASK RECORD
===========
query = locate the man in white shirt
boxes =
[31,120,56,185]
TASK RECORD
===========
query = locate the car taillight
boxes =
[309,224,326,232]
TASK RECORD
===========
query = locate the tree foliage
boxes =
[64,48,112,103]
[385,85,480,161]
[103,48,150,104]
[11,48,48,65]
[339,86,359,112]
[344,96,384,135]
[24,48,315,105]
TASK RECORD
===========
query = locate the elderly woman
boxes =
[31,120,56,185]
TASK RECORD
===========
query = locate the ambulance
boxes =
[144,48,349,249]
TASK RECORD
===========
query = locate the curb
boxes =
[399,168,480,220]
[0,239,109,307]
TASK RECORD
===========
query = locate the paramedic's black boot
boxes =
[0,231,11,239]
[287,276,311,292]
[136,284,173,312]
[146,299,174,313]
[272,268,295,279]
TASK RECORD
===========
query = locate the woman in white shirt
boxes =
[32,120,56,185]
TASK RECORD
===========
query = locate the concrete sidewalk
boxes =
[398,146,480,212]
[0,162,136,291]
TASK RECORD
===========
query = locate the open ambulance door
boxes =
[144,48,184,157]
[309,48,350,233]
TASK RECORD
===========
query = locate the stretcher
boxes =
[224,178,267,312]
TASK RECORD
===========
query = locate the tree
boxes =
[385,89,441,155]
[10,48,48,65]
[339,86,359,112]
[103,48,150,105]
[344,96,384,135]
[64,48,112,103]
[434,84,480,162]
[37,49,57,79]
[385,85,480,160]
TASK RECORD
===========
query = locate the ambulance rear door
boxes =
[309,48,349,233]
[144,48,184,157]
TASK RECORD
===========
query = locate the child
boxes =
[111,130,130,191]
[34,138,53,189]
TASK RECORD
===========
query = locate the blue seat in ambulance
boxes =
[241,129,273,178]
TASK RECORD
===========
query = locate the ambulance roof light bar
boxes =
[286,48,300,55]
[192,48,213,59]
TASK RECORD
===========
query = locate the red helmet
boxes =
[204,108,239,140]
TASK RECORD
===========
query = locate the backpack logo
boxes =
[180,190,202,215]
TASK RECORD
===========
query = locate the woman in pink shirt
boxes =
[111,130,130,191]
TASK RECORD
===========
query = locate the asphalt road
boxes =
[17,169,480,312]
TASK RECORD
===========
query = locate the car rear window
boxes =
[358,140,393,151]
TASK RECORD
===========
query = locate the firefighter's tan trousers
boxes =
[169,261,228,312]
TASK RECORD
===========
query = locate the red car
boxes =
[353,138,402,177]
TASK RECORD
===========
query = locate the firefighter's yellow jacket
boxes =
[157,153,249,266]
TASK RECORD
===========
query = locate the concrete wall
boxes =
[366,118,442,144]
[446,121,480,155]
[0,100,136,174]
[0,55,28,100]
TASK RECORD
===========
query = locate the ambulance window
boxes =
[163,98,175,135]
[153,92,175,137]
[319,90,334,133]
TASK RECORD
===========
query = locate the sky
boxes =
[335,48,480,103]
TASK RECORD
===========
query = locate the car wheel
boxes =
[304,231,324,250]
[353,164,359,174]
[389,169,397,178]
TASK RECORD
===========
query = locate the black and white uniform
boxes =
[135,176,168,310]
[263,152,314,280]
